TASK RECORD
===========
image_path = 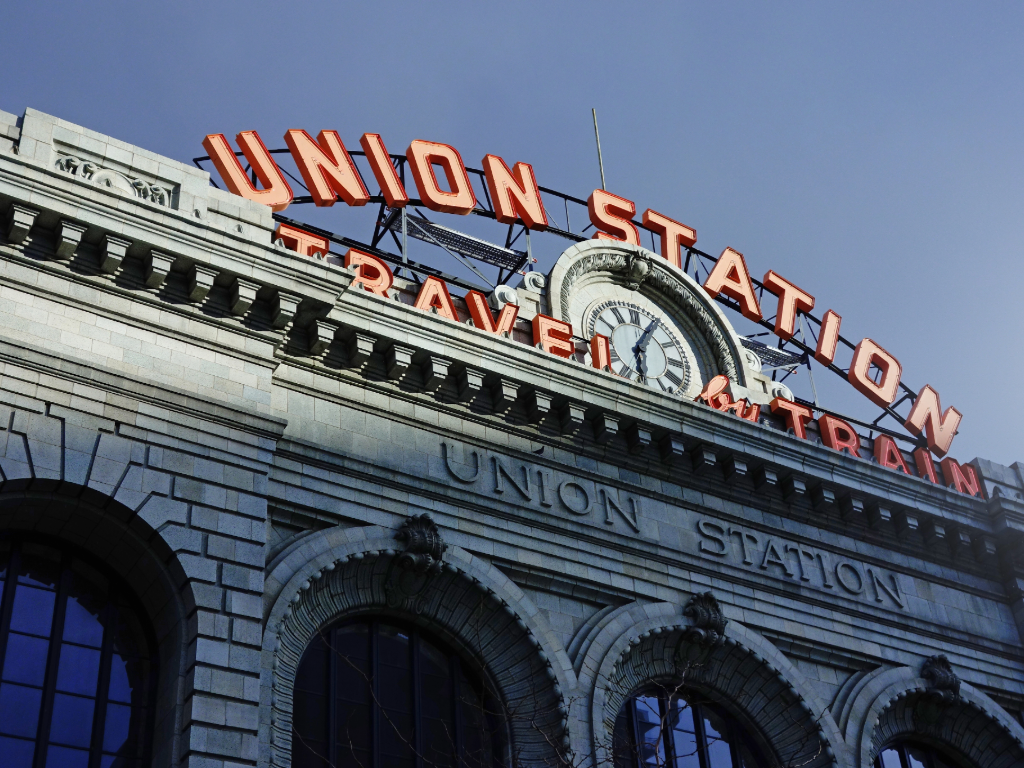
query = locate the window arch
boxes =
[0,535,158,768]
[292,616,508,768]
[612,687,767,768]
[876,742,966,768]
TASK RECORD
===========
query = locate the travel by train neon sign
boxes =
[200,129,973,494]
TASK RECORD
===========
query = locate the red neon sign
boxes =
[202,129,965,459]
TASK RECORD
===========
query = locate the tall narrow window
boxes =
[292,618,507,768]
[0,536,158,768]
[613,689,766,768]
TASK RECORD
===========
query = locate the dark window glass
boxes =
[875,743,966,768]
[292,618,507,768]
[635,695,665,767]
[420,637,455,768]
[0,536,157,767]
[50,693,95,747]
[378,624,415,768]
[670,699,700,768]
[613,689,767,768]
[56,644,102,695]
[0,683,43,737]
[63,595,105,648]
[45,743,89,768]
[4,632,50,685]
[0,734,35,768]
[460,665,499,768]
[102,702,133,753]
[10,586,56,636]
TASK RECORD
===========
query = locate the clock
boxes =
[586,299,692,394]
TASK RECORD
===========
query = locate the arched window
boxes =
[613,689,767,768]
[876,743,964,768]
[0,536,157,768]
[292,617,507,768]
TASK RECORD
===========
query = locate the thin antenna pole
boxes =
[592,108,606,190]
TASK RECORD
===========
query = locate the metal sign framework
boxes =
[194,148,928,450]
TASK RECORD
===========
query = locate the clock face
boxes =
[588,300,691,394]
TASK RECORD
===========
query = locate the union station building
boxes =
[0,107,1022,768]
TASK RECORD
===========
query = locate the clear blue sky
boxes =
[2,2,1021,466]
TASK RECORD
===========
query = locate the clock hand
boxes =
[633,334,650,381]
[637,317,661,351]
[629,332,648,380]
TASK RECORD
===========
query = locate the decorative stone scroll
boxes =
[395,513,446,573]
[913,654,964,726]
[623,250,653,290]
[56,154,174,208]
[682,591,727,647]
[921,654,961,703]
[385,513,447,612]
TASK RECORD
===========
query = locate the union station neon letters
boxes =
[202,129,970,490]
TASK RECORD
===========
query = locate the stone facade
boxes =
[0,107,1022,768]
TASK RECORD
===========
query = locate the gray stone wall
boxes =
[0,107,1022,768]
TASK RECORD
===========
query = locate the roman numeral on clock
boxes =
[610,307,625,325]
[665,369,683,387]
[628,308,641,325]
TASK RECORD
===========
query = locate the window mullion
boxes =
[726,717,740,768]
[328,627,338,768]
[628,698,641,768]
[692,704,709,768]
[32,556,72,768]
[87,601,116,768]
[451,656,463,768]
[661,696,674,768]
[372,621,380,768]
[0,545,22,684]
[412,630,423,768]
